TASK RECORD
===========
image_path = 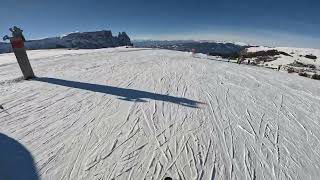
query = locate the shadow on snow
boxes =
[0,133,39,180]
[33,77,204,108]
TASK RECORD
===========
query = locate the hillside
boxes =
[1,48,320,180]
[246,46,319,68]
[133,41,320,73]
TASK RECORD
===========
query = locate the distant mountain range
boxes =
[132,40,251,57]
[0,31,250,57]
[0,30,132,54]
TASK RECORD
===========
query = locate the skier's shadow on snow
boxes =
[34,77,205,108]
[0,133,39,180]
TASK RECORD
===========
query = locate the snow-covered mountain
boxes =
[0,30,132,54]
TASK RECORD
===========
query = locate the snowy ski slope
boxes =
[1,48,320,180]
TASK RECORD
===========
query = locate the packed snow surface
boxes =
[1,48,320,180]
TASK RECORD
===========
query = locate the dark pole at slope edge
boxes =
[3,26,35,80]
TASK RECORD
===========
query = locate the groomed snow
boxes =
[0,47,127,67]
[1,48,320,179]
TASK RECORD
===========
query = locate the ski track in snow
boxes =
[1,48,320,180]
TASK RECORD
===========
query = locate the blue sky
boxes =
[1,0,319,48]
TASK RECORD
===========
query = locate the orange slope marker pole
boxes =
[10,37,35,80]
